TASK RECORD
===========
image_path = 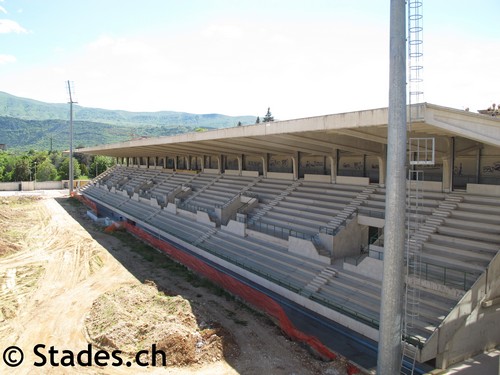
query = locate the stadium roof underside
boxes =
[77,103,500,159]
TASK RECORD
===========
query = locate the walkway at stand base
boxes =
[429,349,500,375]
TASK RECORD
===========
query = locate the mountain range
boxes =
[0,91,256,151]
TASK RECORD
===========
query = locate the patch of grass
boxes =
[66,196,83,208]
[233,318,248,326]
[108,230,236,301]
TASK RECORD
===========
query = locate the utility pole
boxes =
[67,81,77,195]
[377,0,407,373]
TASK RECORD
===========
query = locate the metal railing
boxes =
[344,252,368,266]
[180,202,215,215]
[247,221,314,241]
[366,247,478,291]
[309,294,380,329]
[419,262,478,291]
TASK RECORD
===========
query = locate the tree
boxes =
[0,152,15,182]
[263,107,274,122]
[89,155,115,178]
[80,162,88,177]
[58,157,81,180]
[50,152,64,169]
[36,159,58,181]
[12,158,31,182]
[74,146,92,170]
[255,116,260,124]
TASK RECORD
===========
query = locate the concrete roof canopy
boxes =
[76,103,500,159]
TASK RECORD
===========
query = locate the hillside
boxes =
[0,92,255,127]
[0,116,209,151]
[0,92,256,150]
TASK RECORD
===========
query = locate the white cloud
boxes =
[0,55,17,65]
[0,19,27,33]
[0,54,16,64]
[0,6,7,14]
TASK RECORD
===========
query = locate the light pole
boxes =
[34,161,37,190]
[377,0,407,373]
[67,80,77,195]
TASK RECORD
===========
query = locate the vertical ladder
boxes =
[402,169,424,374]
[402,2,425,374]
[408,0,424,119]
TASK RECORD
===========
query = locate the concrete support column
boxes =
[292,152,299,180]
[261,154,268,177]
[174,156,178,171]
[378,147,387,187]
[475,148,481,184]
[326,156,336,183]
[186,156,191,170]
[237,155,243,175]
[330,149,338,183]
[442,157,452,193]
[216,155,222,173]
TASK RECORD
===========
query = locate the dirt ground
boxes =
[0,191,349,375]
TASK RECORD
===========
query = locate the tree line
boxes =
[0,149,115,182]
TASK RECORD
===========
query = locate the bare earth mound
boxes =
[85,281,225,367]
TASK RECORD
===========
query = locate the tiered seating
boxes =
[186,173,216,191]
[419,193,500,288]
[119,199,160,221]
[199,230,325,291]
[119,168,160,195]
[314,269,456,343]
[248,181,365,238]
[92,189,129,207]
[147,172,192,204]
[358,188,447,219]
[82,185,108,200]
[101,166,134,189]
[185,174,257,210]
[246,178,294,203]
[147,209,215,244]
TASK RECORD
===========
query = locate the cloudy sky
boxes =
[1,0,499,120]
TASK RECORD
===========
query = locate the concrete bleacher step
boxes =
[423,242,492,264]
[246,180,301,226]
[438,225,500,243]
[317,282,381,319]
[420,250,485,274]
[199,235,321,288]
[430,233,499,253]
[303,266,338,293]
[192,227,218,246]
[444,217,500,233]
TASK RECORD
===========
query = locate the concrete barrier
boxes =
[304,174,332,183]
[336,176,370,186]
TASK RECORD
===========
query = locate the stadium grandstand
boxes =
[76,102,500,373]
